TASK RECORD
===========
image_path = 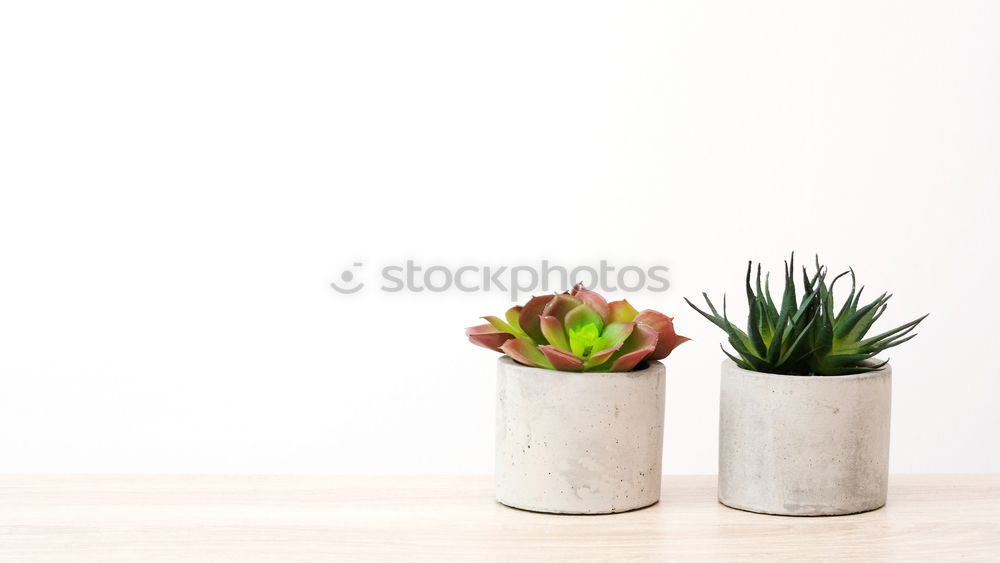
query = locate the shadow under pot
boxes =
[718,359,892,516]
[495,356,666,514]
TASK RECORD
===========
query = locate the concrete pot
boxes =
[495,356,666,514]
[718,359,892,516]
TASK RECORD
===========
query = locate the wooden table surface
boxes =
[0,475,997,561]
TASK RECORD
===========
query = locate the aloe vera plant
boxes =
[466,283,687,372]
[686,255,927,376]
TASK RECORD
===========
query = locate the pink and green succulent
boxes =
[466,284,688,372]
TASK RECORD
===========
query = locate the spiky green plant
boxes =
[685,255,927,376]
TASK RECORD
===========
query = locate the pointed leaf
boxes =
[539,315,570,351]
[500,338,552,369]
[635,309,688,360]
[608,299,639,323]
[835,292,887,340]
[601,323,658,371]
[466,324,515,352]
[541,293,583,321]
[763,272,778,320]
[586,322,635,368]
[564,303,604,334]
[539,345,585,371]
[721,344,752,370]
[505,306,523,332]
[518,295,554,344]
[856,314,927,350]
[685,296,728,332]
[835,269,857,321]
[608,346,655,372]
[482,316,515,335]
[574,287,609,322]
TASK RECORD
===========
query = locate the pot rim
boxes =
[721,358,890,380]
[497,355,663,377]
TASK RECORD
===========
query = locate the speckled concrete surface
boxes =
[495,357,666,514]
[718,359,892,516]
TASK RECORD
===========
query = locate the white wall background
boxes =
[1,1,998,474]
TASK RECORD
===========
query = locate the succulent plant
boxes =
[686,254,927,376]
[466,283,688,372]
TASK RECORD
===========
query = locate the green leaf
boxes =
[684,254,926,376]
[835,292,888,341]
[518,295,555,344]
[585,322,635,368]
[482,316,515,335]
[835,268,857,322]
[763,272,779,319]
[608,299,639,323]
[856,314,927,350]
[780,256,798,318]
[876,332,918,351]
[592,322,635,356]
[568,325,600,357]
[778,315,818,366]
[539,315,570,351]
[720,344,751,370]
[719,295,753,354]
[564,303,604,334]
[505,306,525,335]
[755,265,777,339]
[744,263,768,356]
[685,295,730,332]
[500,338,552,369]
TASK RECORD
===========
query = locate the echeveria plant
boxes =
[686,255,927,376]
[466,283,688,372]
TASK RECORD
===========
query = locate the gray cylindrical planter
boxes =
[495,356,665,514]
[718,359,892,516]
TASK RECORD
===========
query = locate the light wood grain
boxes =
[0,475,997,561]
